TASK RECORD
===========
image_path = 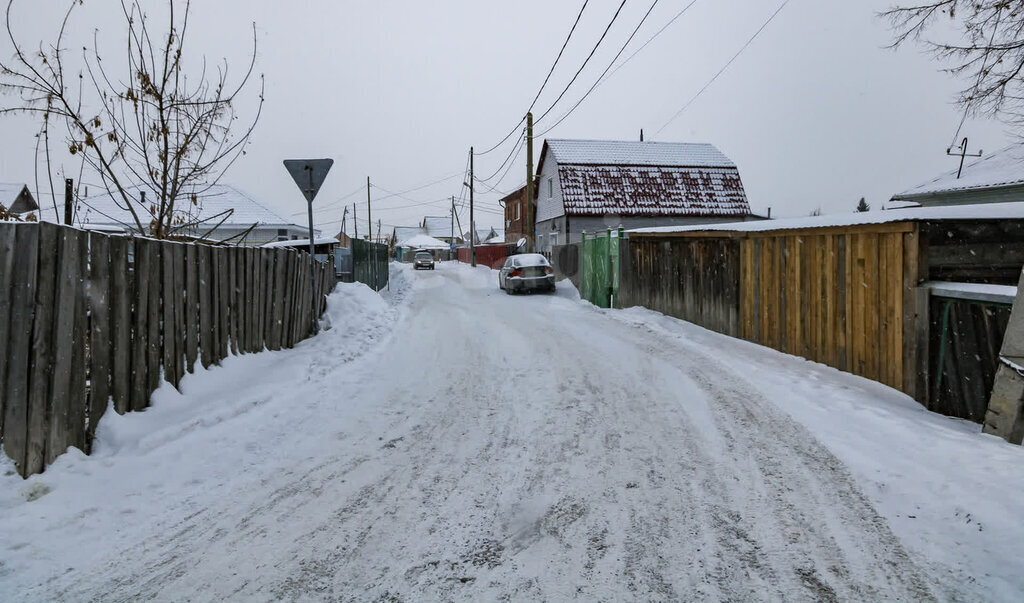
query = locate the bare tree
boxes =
[883,1,1024,126]
[0,0,263,239]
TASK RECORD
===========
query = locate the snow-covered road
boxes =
[2,262,1023,601]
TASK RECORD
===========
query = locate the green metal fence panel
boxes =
[352,239,389,291]
[580,228,625,309]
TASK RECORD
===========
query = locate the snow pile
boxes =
[0,271,411,596]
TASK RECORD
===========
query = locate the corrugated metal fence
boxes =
[0,222,335,478]
[352,239,388,291]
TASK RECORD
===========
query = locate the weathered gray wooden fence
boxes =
[0,222,336,478]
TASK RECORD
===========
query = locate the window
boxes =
[550,232,558,247]
[515,204,521,221]
[277,228,288,242]
[548,178,553,198]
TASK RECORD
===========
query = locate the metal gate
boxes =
[352,239,389,291]
[581,228,622,308]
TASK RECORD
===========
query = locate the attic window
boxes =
[548,178,553,198]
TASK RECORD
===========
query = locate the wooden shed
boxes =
[620,203,1024,420]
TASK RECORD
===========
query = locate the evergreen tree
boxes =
[856,197,870,212]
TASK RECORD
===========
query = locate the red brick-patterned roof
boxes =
[557,164,750,217]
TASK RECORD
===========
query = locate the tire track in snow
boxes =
[32,266,947,601]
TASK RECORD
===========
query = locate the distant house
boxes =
[501,180,537,243]
[392,225,428,246]
[534,139,758,252]
[66,184,309,245]
[0,183,38,216]
[890,144,1024,208]
[422,215,461,244]
[462,226,500,245]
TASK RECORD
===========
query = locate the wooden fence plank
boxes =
[146,240,162,399]
[110,237,131,414]
[185,244,199,373]
[87,233,112,452]
[211,247,223,363]
[216,247,230,363]
[228,247,239,355]
[3,224,38,476]
[24,223,56,475]
[131,238,151,412]
[280,251,294,348]
[0,224,16,440]
[903,228,922,400]
[68,229,89,454]
[198,244,213,367]
[47,227,78,464]
[246,247,257,352]
[174,243,187,380]
[272,251,286,350]
[162,241,179,388]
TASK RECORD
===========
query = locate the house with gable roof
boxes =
[67,183,309,245]
[0,182,38,216]
[889,144,1024,208]
[534,139,759,252]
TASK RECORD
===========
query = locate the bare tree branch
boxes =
[0,0,263,239]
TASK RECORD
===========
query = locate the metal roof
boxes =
[542,139,736,170]
[630,201,1024,235]
[892,144,1024,201]
[75,183,300,231]
[558,164,750,217]
[423,215,456,238]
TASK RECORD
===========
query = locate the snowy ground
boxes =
[1,261,1023,601]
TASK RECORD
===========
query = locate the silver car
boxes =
[498,253,555,294]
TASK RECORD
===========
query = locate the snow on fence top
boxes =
[629,201,1024,235]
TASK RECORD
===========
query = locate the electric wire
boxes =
[537,0,663,138]
[535,0,629,126]
[474,0,591,157]
[598,0,699,87]
[656,0,790,134]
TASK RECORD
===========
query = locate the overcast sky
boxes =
[0,0,1013,237]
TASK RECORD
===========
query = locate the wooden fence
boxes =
[621,219,1024,421]
[623,224,923,397]
[0,222,336,478]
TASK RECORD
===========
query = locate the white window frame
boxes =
[548,178,554,198]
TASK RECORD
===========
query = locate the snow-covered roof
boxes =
[393,226,426,243]
[0,182,37,213]
[262,236,338,248]
[558,164,750,217]
[924,281,1017,305]
[423,216,456,238]
[543,139,735,168]
[74,183,300,231]
[630,201,1024,235]
[399,233,449,249]
[538,139,750,218]
[893,144,1024,200]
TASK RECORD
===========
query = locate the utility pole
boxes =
[353,203,358,240]
[526,111,534,252]
[451,196,455,261]
[470,147,476,267]
[64,178,73,225]
[340,207,348,243]
[366,176,372,240]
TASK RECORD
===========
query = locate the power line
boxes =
[598,0,700,87]
[537,0,664,138]
[474,0,591,157]
[535,0,629,126]
[657,0,790,134]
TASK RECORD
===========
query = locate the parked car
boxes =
[498,253,555,294]
[413,250,435,270]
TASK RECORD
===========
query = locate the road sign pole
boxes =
[283,158,335,336]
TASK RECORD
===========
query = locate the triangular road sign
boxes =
[283,158,334,203]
